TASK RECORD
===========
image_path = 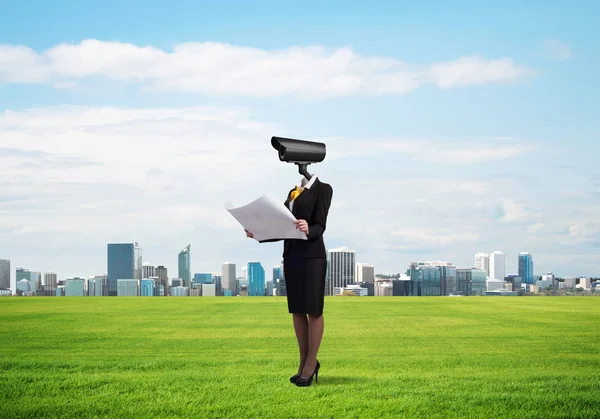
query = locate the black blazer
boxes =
[260,178,333,259]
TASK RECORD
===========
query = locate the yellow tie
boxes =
[290,186,304,201]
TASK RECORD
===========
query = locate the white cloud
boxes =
[0,39,531,97]
[429,56,530,88]
[543,40,571,61]
[328,137,535,164]
[391,227,479,247]
[501,199,536,223]
[1,104,596,285]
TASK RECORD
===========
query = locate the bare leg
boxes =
[300,314,324,378]
[292,313,309,374]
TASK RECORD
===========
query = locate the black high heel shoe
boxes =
[295,360,320,387]
[289,373,301,383]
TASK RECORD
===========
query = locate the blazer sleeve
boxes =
[307,183,333,241]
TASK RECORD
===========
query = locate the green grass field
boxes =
[1,296,599,418]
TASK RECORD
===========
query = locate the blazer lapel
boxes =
[291,179,319,215]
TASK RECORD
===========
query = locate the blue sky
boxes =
[1,1,599,289]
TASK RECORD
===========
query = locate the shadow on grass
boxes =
[318,375,366,385]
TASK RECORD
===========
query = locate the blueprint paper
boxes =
[225,194,308,241]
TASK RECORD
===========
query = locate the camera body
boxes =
[271,136,326,164]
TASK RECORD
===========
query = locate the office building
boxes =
[241,266,248,280]
[117,279,139,296]
[193,273,213,285]
[504,275,522,291]
[577,278,591,290]
[141,279,155,296]
[375,281,393,296]
[222,262,236,296]
[266,280,276,296]
[16,268,39,293]
[456,268,488,296]
[65,278,86,296]
[202,283,216,297]
[16,279,32,295]
[355,263,375,284]
[178,245,191,288]
[408,261,456,296]
[142,263,156,279]
[392,278,410,296]
[407,262,441,296]
[107,242,142,296]
[518,253,534,284]
[489,251,506,281]
[538,272,556,289]
[475,253,490,276]
[327,247,356,296]
[44,272,57,288]
[563,277,576,288]
[88,276,104,296]
[248,262,265,296]
[156,266,168,296]
[171,286,189,296]
[486,278,505,292]
[237,277,248,295]
[275,262,286,297]
[344,284,369,296]
[212,274,222,294]
[0,259,10,290]
[189,287,201,297]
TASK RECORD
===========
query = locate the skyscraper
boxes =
[16,268,37,292]
[44,272,57,288]
[518,252,534,285]
[327,247,355,296]
[222,262,236,296]
[475,253,490,276]
[107,242,142,296]
[248,262,265,296]
[88,276,104,296]
[355,263,375,283]
[142,263,156,279]
[489,251,506,281]
[156,266,168,296]
[178,245,191,288]
[0,259,10,290]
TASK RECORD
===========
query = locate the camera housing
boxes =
[271,136,326,164]
[271,136,326,180]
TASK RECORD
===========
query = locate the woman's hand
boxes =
[294,219,309,236]
[244,229,254,238]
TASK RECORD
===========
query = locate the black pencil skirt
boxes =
[283,255,327,316]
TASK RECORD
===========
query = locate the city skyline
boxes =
[2,2,600,281]
[0,244,589,294]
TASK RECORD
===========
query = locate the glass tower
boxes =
[518,252,534,285]
[178,245,191,288]
[193,273,213,284]
[107,242,142,296]
[0,259,10,290]
[248,262,265,296]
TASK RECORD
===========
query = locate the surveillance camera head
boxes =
[271,136,326,164]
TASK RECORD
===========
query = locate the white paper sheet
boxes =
[225,194,308,241]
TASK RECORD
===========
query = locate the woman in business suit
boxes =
[245,174,333,387]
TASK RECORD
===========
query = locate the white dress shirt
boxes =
[289,175,318,212]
